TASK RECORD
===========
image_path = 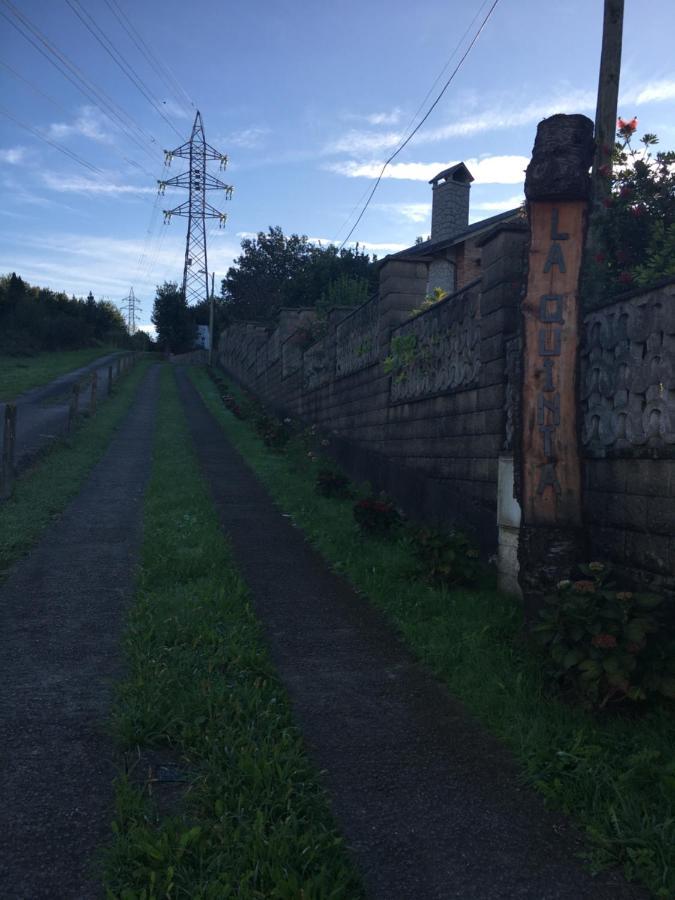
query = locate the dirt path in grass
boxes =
[175,368,645,900]
[0,351,126,472]
[0,364,160,899]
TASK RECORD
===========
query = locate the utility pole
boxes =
[208,271,215,367]
[119,286,139,335]
[591,0,624,204]
[159,111,232,309]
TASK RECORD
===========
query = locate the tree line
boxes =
[0,273,149,355]
[151,226,378,352]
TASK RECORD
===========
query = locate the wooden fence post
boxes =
[517,114,595,619]
[116,358,121,379]
[68,382,80,434]
[1,403,17,499]
[108,365,113,395]
[90,371,98,415]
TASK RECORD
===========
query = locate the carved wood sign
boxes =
[521,201,585,525]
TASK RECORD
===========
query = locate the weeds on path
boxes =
[104,368,362,899]
[0,360,152,578]
[191,366,675,899]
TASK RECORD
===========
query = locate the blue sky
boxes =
[1,0,674,333]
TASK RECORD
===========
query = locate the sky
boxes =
[1,0,675,334]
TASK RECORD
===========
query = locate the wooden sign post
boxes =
[518,114,595,614]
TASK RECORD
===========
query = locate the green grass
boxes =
[191,366,675,899]
[0,345,120,401]
[104,368,363,899]
[0,360,151,576]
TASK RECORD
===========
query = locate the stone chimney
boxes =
[429,162,474,243]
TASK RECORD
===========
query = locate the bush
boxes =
[533,563,675,710]
[411,527,480,588]
[353,497,401,536]
[315,468,351,499]
[253,412,290,449]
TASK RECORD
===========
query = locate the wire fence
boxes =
[0,351,136,500]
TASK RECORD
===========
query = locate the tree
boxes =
[221,226,377,322]
[151,281,196,353]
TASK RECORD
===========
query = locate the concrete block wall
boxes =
[218,224,529,551]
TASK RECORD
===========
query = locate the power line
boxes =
[0,105,102,173]
[332,0,494,245]
[338,0,501,250]
[65,0,185,140]
[0,0,160,163]
[102,0,194,116]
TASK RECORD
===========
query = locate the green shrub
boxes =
[353,497,401,536]
[533,563,675,710]
[411,527,480,588]
[315,468,352,499]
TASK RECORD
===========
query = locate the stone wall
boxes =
[580,279,675,590]
[218,223,528,552]
[217,234,673,591]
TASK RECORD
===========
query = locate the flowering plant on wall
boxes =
[533,562,675,710]
[585,118,675,302]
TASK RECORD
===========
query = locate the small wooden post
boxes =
[90,371,98,415]
[68,382,80,433]
[517,114,595,618]
[1,403,17,499]
[108,365,113,395]
[116,358,121,379]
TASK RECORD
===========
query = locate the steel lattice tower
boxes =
[159,111,232,306]
[120,286,139,334]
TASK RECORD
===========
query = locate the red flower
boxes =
[619,186,633,199]
[617,116,638,134]
[592,633,618,649]
[630,205,646,218]
[572,580,596,593]
[619,271,634,285]
[626,641,645,654]
[594,252,606,264]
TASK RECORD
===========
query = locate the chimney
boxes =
[429,162,474,243]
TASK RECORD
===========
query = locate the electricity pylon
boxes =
[159,110,232,306]
[120,286,139,334]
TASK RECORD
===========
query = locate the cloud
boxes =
[226,127,270,149]
[628,78,675,105]
[47,106,113,144]
[365,109,402,126]
[473,194,524,211]
[329,129,403,155]
[328,155,529,185]
[41,172,157,196]
[0,146,28,165]
[376,202,431,223]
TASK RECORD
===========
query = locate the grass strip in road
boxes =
[0,345,119,401]
[190,366,675,900]
[104,368,362,899]
[0,360,152,577]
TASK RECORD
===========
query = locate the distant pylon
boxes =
[120,287,139,334]
[159,111,232,306]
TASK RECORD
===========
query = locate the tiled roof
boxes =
[388,208,522,259]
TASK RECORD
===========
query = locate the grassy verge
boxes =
[191,366,675,899]
[0,360,151,576]
[0,346,119,401]
[104,368,362,899]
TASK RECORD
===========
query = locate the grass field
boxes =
[0,346,120,401]
[104,368,362,899]
[0,360,151,578]
[191,366,675,900]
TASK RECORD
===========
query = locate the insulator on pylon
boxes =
[164,151,173,166]
[157,181,166,195]
[219,155,228,170]
[163,210,172,223]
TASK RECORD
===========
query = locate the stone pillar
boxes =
[517,113,595,618]
[377,257,429,356]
